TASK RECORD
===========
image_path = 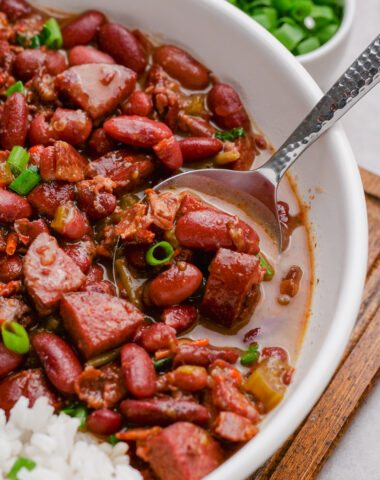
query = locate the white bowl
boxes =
[37,0,367,478]
[298,0,356,87]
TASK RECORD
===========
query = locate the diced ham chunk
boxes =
[40,141,87,182]
[145,422,223,480]
[145,189,179,230]
[0,369,62,415]
[0,297,31,327]
[23,233,86,315]
[201,248,264,328]
[213,412,258,442]
[75,363,127,409]
[56,64,137,119]
[115,203,154,244]
[60,291,143,358]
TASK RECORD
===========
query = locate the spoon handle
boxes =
[261,34,380,182]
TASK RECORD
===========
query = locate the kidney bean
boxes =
[120,397,210,425]
[0,255,22,283]
[149,263,203,307]
[0,0,32,21]
[51,201,87,240]
[0,92,28,150]
[0,189,32,222]
[153,136,182,170]
[173,344,239,368]
[178,113,215,137]
[29,114,55,146]
[158,365,208,392]
[62,10,105,49]
[0,341,24,378]
[45,51,68,76]
[163,305,197,333]
[77,188,116,220]
[88,128,117,157]
[50,108,92,145]
[176,208,260,254]
[261,347,288,363]
[280,266,303,297]
[154,45,209,90]
[28,182,74,217]
[32,332,83,394]
[87,408,122,435]
[121,91,152,117]
[69,45,115,66]
[208,84,248,130]
[120,343,156,398]
[179,137,223,162]
[99,23,146,74]
[140,323,177,353]
[14,49,67,82]
[103,115,172,148]
[62,240,95,273]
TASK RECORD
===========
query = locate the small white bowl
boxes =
[298,0,356,87]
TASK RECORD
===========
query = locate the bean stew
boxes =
[0,1,313,479]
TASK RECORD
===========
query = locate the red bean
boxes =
[121,343,156,398]
[175,209,260,254]
[141,323,177,353]
[62,10,106,49]
[14,49,67,82]
[0,0,32,21]
[69,45,115,66]
[88,128,117,158]
[87,409,122,435]
[0,189,32,223]
[149,263,203,307]
[178,114,215,137]
[28,114,55,146]
[0,255,22,283]
[179,137,223,162]
[50,108,92,145]
[208,84,248,130]
[27,182,74,218]
[153,136,183,170]
[99,23,146,74]
[62,240,94,273]
[103,115,172,148]
[32,332,83,394]
[163,305,197,333]
[154,45,209,90]
[0,92,28,150]
[166,365,208,392]
[45,51,68,76]
[173,344,239,368]
[261,347,288,363]
[0,341,24,378]
[51,202,87,240]
[121,91,152,117]
[77,188,116,220]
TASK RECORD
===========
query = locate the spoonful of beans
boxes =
[153,35,380,251]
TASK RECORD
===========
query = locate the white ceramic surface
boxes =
[298,0,356,88]
[35,0,368,478]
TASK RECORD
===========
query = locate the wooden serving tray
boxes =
[252,168,380,480]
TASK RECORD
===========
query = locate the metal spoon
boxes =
[153,34,380,251]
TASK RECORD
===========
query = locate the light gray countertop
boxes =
[314,1,380,478]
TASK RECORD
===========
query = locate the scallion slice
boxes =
[296,36,321,54]
[273,22,305,51]
[41,18,63,49]
[59,403,88,430]
[290,1,313,22]
[310,4,336,27]
[153,356,173,370]
[317,23,339,43]
[30,34,41,49]
[9,166,40,196]
[146,241,174,266]
[6,146,29,174]
[257,252,274,281]
[252,7,278,30]
[1,321,30,354]
[214,126,246,142]
[240,343,259,366]
[7,457,36,480]
[6,81,25,97]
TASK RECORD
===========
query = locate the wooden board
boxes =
[252,168,380,480]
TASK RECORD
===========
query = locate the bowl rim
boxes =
[199,0,367,479]
[297,0,356,62]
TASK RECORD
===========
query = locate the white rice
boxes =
[0,396,142,480]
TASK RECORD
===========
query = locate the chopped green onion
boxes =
[317,23,339,43]
[146,241,174,266]
[15,32,29,47]
[240,343,259,366]
[41,18,63,49]
[310,4,336,27]
[252,7,278,30]
[153,356,173,370]
[272,0,294,12]
[30,34,41,49]
[1,322,30,354]
[6,81,25,98]
[214,127,246,142]
[9,166,40,196]
[6,146,29,174]
[7,457,36,480]
[59,403,88,430]
[109,434,120,446]
[290,1,313,22]
[273,22,305,50]
[257,252,274,281]
[296,36,321,54]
